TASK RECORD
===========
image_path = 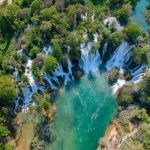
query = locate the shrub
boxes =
[44,56,57,73]
[124,23,142,43]
[0,75,17,106]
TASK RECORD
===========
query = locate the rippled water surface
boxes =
[48,72,117,150]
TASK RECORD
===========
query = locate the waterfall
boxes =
[112,79,126,94]
[105,42,147,93]
[106,42,131,71]
[67,57,74,81]
[94,33,98,43]
[53,58,74,85]
[102,42,108,56]
[111,69,126,94]
[44,57,74,89]
[79,43,102,74]
[43,44,52,55]
[21,58,38,112]
[25,59,37,93]
[131,65,146,83]
[43,72,57,89]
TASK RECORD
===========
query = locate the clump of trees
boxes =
[132,44,150,66]
[108,68,119,84]
[139,73,150,104]
[146,3,150,24]
[117,83,134,107]
[124,23,142,43]
[0,75,17,106]
[0,75,17,149]
[44,56,58,73]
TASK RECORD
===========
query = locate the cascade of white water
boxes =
[53,63,67,78]
[44,56,74,88]
[102,42,108,56]
[21,58,38,112]
[43,45,52,55]
[43,72,57,89]
[131,65,146,83]
[112,79,126,94]
[106,42,131,71]
[25,59,37,93]
[79,43,102,74]
[94,33,98,43]
[53,58,74,85]
[67,57,74,81]
[111,69,126,94]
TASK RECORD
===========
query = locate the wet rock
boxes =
[108,68,120,84]
[73,70,83,79]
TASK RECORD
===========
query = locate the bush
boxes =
[117,4,132,24]
[67,32,80,58]
[52,39,62,60]
[108,68,120,84]
[118,83,134,107]
[44,56,57,73]
[0,75,17,106]
[132,44,150,66]
[109,31,124,52]
[124,23,142,43]
[0,125,10,139]
[140,73,150,104]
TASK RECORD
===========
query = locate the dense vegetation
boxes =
[0,0,150,149]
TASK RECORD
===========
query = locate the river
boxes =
[131,0,149,31]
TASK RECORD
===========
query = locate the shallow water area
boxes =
[47,71,117,150]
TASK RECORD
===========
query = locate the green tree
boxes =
[0,75,17,106]
[39,94,51,117]
[30,0,41,15]
[109,31,124,52]
[132,44,150,66]
[44,56,58,73]
[67,32,80,58]
[124,23,142,42]
[140,73,150,104]
[52,39,62,60]
[136,124,150,150]
[117,3,132,24]
[0,125,10,140]
[118,83,134,106]
[108,68,120,84]
[135,109,149,123]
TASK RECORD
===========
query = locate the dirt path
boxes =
[117,129,138,150]
[16,123,35,150]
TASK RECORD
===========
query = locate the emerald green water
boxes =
[48,72,117,150]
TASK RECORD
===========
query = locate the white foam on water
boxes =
[79,43,102,74]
